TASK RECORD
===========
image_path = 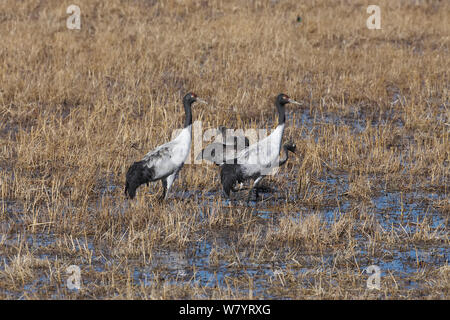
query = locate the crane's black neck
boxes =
[276,100,286,125]
[183,100,193,128]
[279,145,289,166]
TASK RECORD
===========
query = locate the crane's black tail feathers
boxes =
[220,164,244,198]
[124,161,155,199]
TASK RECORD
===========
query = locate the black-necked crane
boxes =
[124,92,206,200]
[219,94,301,201]
[196,125,250,165]
[217,125,250,150]
[278,141,297,167]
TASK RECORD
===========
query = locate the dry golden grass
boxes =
[0,0,448,299]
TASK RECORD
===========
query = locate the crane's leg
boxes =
[247,176,263,202]
[163,171,178,200]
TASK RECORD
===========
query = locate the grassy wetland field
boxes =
[0,0,448,299]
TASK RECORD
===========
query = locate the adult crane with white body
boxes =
[220,94,301,201]
[125,92,206,200]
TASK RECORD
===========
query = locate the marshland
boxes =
[0,0,448,299]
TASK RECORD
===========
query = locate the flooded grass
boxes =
[1,176,447,299]
[0,0,449,299]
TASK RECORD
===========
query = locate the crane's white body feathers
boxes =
[234,123,285,176]
[142,125,192,180]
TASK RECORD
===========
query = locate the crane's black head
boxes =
[183,92,197,104]
[276,93,301,106]
[284,141,297,154]
[183,92,207,105]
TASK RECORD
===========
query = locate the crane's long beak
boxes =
[288,98,302,106]
[196,98,207,105]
